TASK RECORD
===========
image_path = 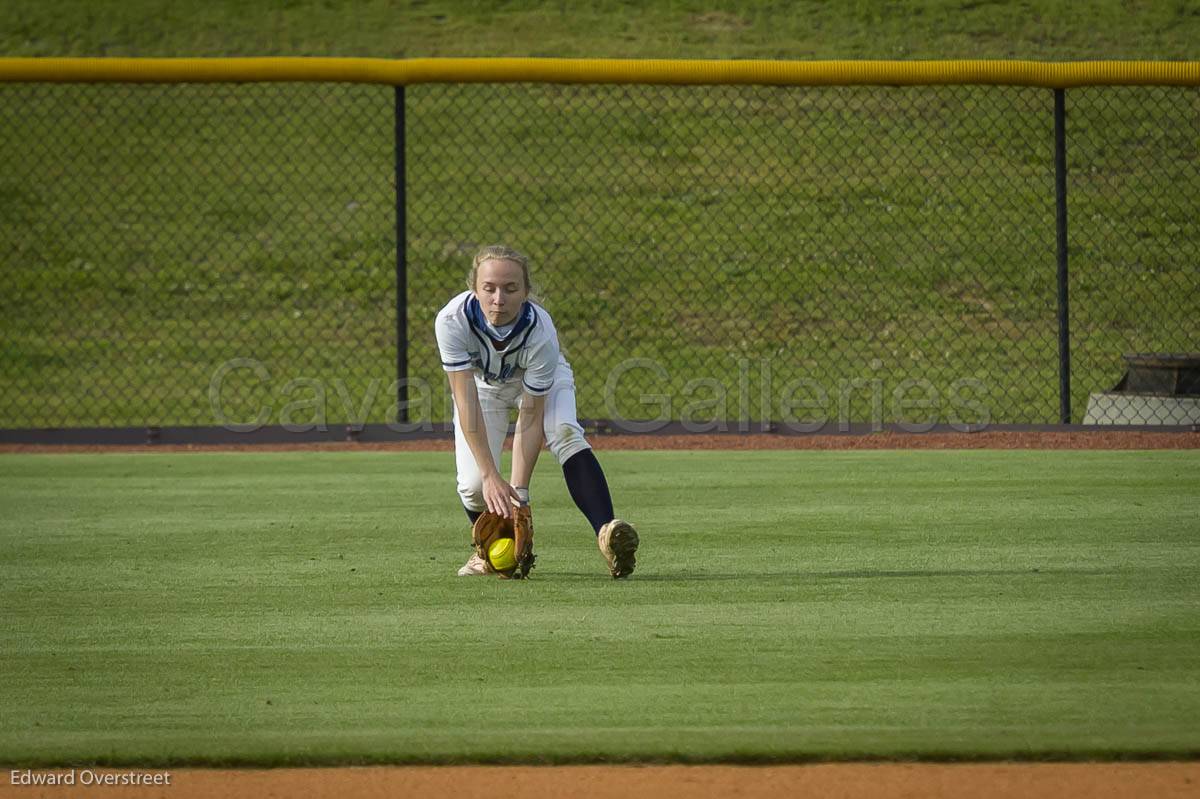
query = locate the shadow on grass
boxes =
[546,567,1121,582]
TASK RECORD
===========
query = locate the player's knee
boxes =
[457,478,485,511]
[547,422,590,464]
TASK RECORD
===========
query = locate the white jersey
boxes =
[435,290,563,396]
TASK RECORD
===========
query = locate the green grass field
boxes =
[2,449,1197,766]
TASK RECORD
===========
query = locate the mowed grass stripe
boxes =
[0,450,1197,765]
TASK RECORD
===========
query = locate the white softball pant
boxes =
[453,359,592,512]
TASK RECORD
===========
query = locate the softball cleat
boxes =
[598,519,639,579]
[456,552,492,576]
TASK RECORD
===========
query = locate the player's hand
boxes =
[482,471,520,518]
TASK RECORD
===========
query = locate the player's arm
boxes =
[447,369,519,518]
[510,391,547,496]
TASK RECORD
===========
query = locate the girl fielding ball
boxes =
[434,245,639,579]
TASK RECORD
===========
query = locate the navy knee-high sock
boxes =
[464,507,482,525]
[561,449,615,535]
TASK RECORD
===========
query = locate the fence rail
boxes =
[1,60,1197,438]
[3,57,1200,86]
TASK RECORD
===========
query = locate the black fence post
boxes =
[394,85,408,424]
[1054,87,1072,424]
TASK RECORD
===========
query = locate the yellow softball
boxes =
[488,537,517,572]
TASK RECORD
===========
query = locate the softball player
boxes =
[434,244,639,578]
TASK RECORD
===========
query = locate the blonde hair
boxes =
[468,244,539,302]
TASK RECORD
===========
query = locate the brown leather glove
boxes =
[471,511,515,578]
[512,503,535,579]
[471,508,535,579]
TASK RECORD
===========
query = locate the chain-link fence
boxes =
[1,75,1197,435]
[1068,87,1200,425]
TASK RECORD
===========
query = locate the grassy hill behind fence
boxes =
[0,4,1197,429]
[4,1,1200,61]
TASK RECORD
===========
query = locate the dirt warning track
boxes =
[2,429,1197,454]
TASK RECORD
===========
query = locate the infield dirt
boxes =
[3,763,1199,799]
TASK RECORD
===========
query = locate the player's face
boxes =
[474,258,528,327]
